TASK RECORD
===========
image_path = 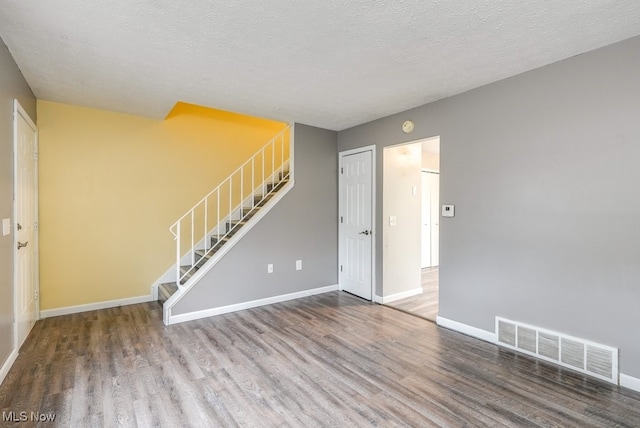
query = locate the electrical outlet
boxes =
[267,264,274,273]
[296,260,302,271]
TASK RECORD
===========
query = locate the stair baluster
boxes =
[169,124,292,287]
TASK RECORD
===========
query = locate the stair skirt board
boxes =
[39,294,155,318]
[162,180,295,324]
[166,285,339,325]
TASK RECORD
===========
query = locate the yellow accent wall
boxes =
[38,101,286,310]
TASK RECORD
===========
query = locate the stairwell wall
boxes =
[0,37,37,378]
[37,101,286,310]
[172,124,338,315]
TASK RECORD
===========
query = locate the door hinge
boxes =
[33,150,38,161]
[340,265,343,272]
[340,216,343,223]
[34,220,38,230]
[35,290,39,300]
[341,167,343,174]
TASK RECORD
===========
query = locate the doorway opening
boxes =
[382,136,439,321]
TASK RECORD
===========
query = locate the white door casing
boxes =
[14,100,38,349]
[339,146,375,300]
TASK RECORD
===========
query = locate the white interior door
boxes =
[430,173,440,266]
[421,171,440,268]
[421,172,432,268]
[339,149,373,300]
[14,101,38,349]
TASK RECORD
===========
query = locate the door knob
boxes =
[359,230,370,235]
[17,241,28,249]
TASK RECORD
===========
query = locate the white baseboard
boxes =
[168,284,338,325]
[436,315,496,343]
[373,294,384,304]
[40,294,154,318]
[620,373,640,392]
[380,287,423,304]
[0,349,18,386]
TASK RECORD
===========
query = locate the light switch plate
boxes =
[2,219,10,236]
[442,205,455,217]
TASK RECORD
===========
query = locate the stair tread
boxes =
[158,282,179,305]
[159,282,178,293]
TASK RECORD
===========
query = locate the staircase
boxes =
[156,124,293,322]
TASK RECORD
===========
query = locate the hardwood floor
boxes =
[386,267,439,321]
[1,291,640,427]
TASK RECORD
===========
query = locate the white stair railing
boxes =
[169,124,292,285]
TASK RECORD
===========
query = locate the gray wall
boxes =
[0,38,36,369]
[174,124,338,313]
[338,35,640,378]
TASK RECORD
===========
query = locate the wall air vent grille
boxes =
[498,320,516,346]
[517,326,537,353]
[561,338,585,369]
[538,332,560,361]
[495,317,618,384]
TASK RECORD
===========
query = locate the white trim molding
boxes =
[167,284,338,325]
[40,294,154,318]
[436,315,497,343]
[378,287,423,304]
[620,373,640,393]
[0,349,19,386]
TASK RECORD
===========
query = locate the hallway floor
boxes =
[386,267,439,321]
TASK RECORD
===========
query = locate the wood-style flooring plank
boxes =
[1,292,640,427]
[386,267,439,320]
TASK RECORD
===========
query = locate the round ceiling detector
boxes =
[402,120,414,134]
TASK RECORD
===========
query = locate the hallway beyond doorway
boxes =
[385,267,438,321]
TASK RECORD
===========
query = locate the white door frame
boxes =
[13,99,40,350]
[338,144,376,301]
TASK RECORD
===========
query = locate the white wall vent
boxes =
[495,317,618,384]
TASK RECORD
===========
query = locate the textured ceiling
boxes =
[1,1,640,131]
